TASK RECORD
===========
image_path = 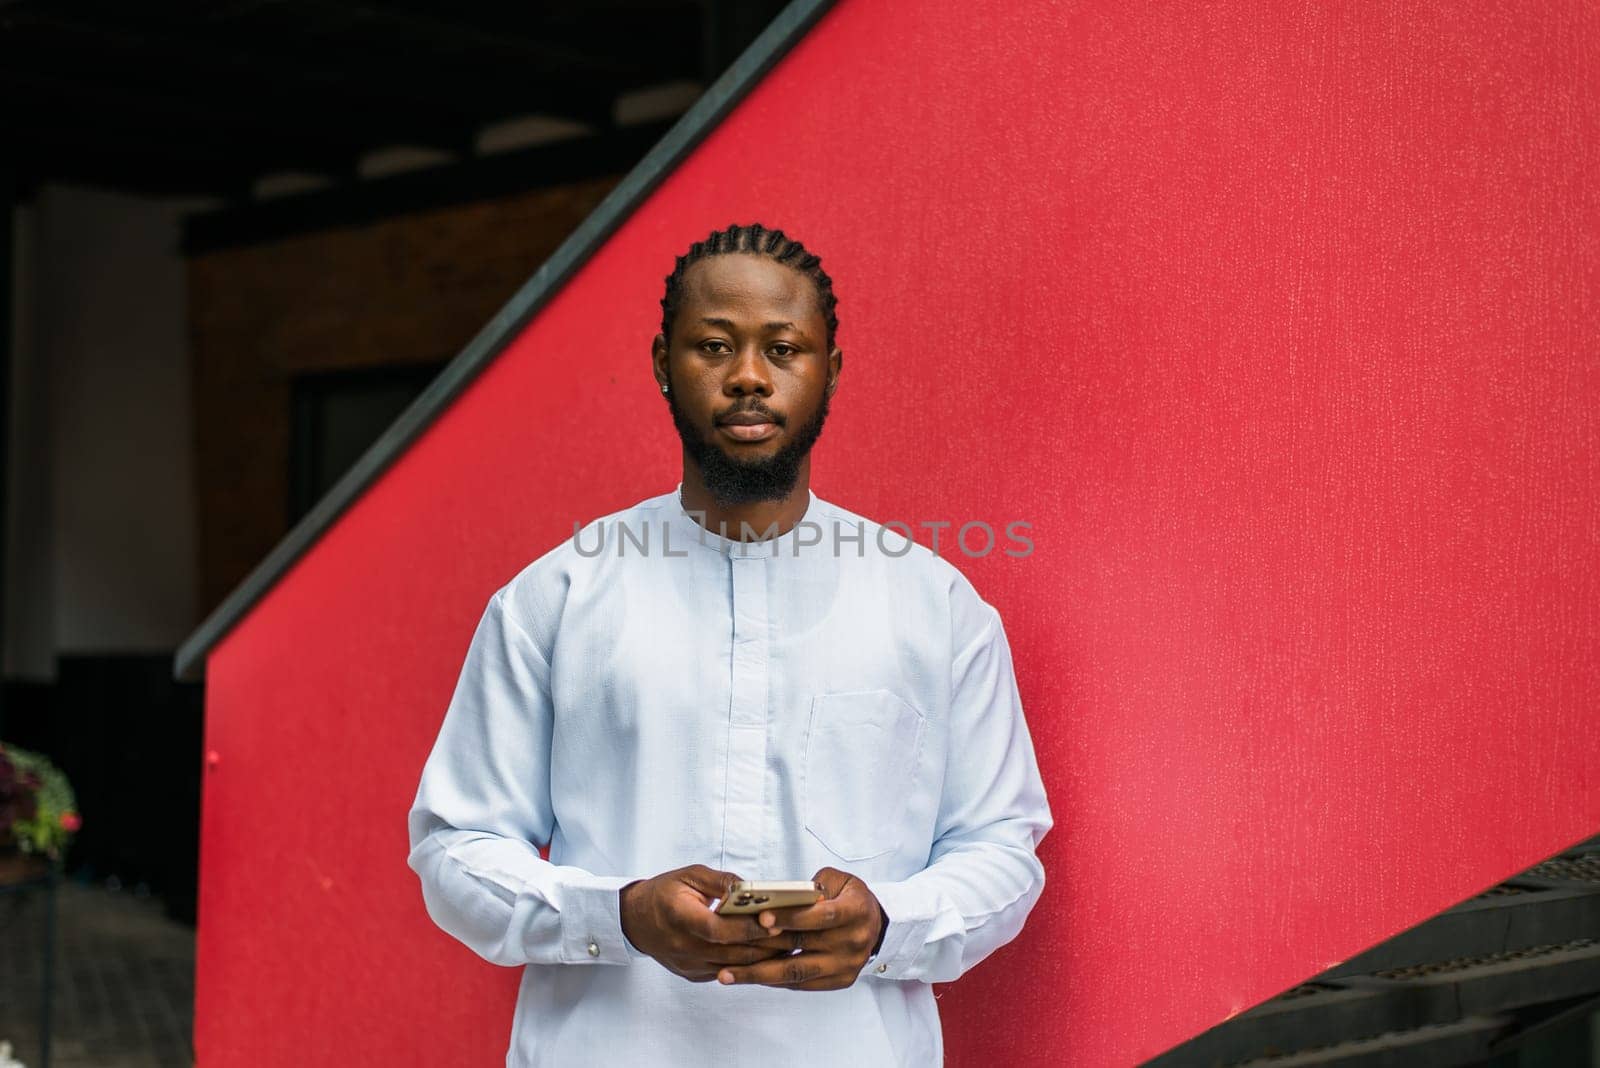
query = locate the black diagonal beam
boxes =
[173,0,837,680]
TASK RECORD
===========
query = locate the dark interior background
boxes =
[0,0,791,926]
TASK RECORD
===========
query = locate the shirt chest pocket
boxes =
[802,689,927,862]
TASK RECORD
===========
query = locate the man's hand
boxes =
[713,867,885,991]
[618,865,794,982]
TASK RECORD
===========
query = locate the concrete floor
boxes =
[0,878,194,1068]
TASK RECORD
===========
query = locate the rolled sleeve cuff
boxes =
[554,872,639,964]
[863,880,936,981]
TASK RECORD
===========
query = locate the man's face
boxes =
[653,253,841,504]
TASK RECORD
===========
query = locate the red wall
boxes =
[195,2,1600,1064]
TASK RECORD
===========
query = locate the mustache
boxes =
[716,402,784,425]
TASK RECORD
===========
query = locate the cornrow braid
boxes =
[659,223,839,351]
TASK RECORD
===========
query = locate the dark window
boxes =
[288,363,446,524]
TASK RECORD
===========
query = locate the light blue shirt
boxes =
[407,486,1052,1066]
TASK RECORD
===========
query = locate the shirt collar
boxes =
[667,482,823,559]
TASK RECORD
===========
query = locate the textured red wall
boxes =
[195,1,1600,1064]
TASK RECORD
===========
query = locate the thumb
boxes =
[811,866,851,898]
[679,865,742,899]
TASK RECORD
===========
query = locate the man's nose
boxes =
[724,344,773,395]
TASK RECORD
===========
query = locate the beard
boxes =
[668,387,831,505]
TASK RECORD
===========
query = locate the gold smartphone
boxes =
[713,880,824,916]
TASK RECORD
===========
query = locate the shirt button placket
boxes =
[722,548,771,875]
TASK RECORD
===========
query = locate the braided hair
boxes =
[659,223,839,351]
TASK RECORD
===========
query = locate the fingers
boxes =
[812,866,854,898]
[744,931,803,952]
[660,932,795,980]
[684,905,771,944]
[744,928,831,955]
[756,895,849,932]
[754,867,862,932]
[716,952,847,989]
[667,869,769,944]
[698,941,796,966]
[677,864,741,900]
[753,900,819,932]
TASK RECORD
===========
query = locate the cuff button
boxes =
[587,941,600,958]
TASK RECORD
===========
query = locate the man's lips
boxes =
[719,420,778,442]
[717,410,780,442]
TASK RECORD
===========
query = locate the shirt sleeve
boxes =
[406,587,649,967]
[864,597,1053,983]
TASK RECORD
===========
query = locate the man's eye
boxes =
[770,344,796,358]
[701,340,731,354]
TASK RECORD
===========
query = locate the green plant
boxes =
[0,742,80,861]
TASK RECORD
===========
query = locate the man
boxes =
[407,223,1052,1065]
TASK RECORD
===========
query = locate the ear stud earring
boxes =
[661,385,669,395]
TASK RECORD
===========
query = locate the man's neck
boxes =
[679,461,812,541]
